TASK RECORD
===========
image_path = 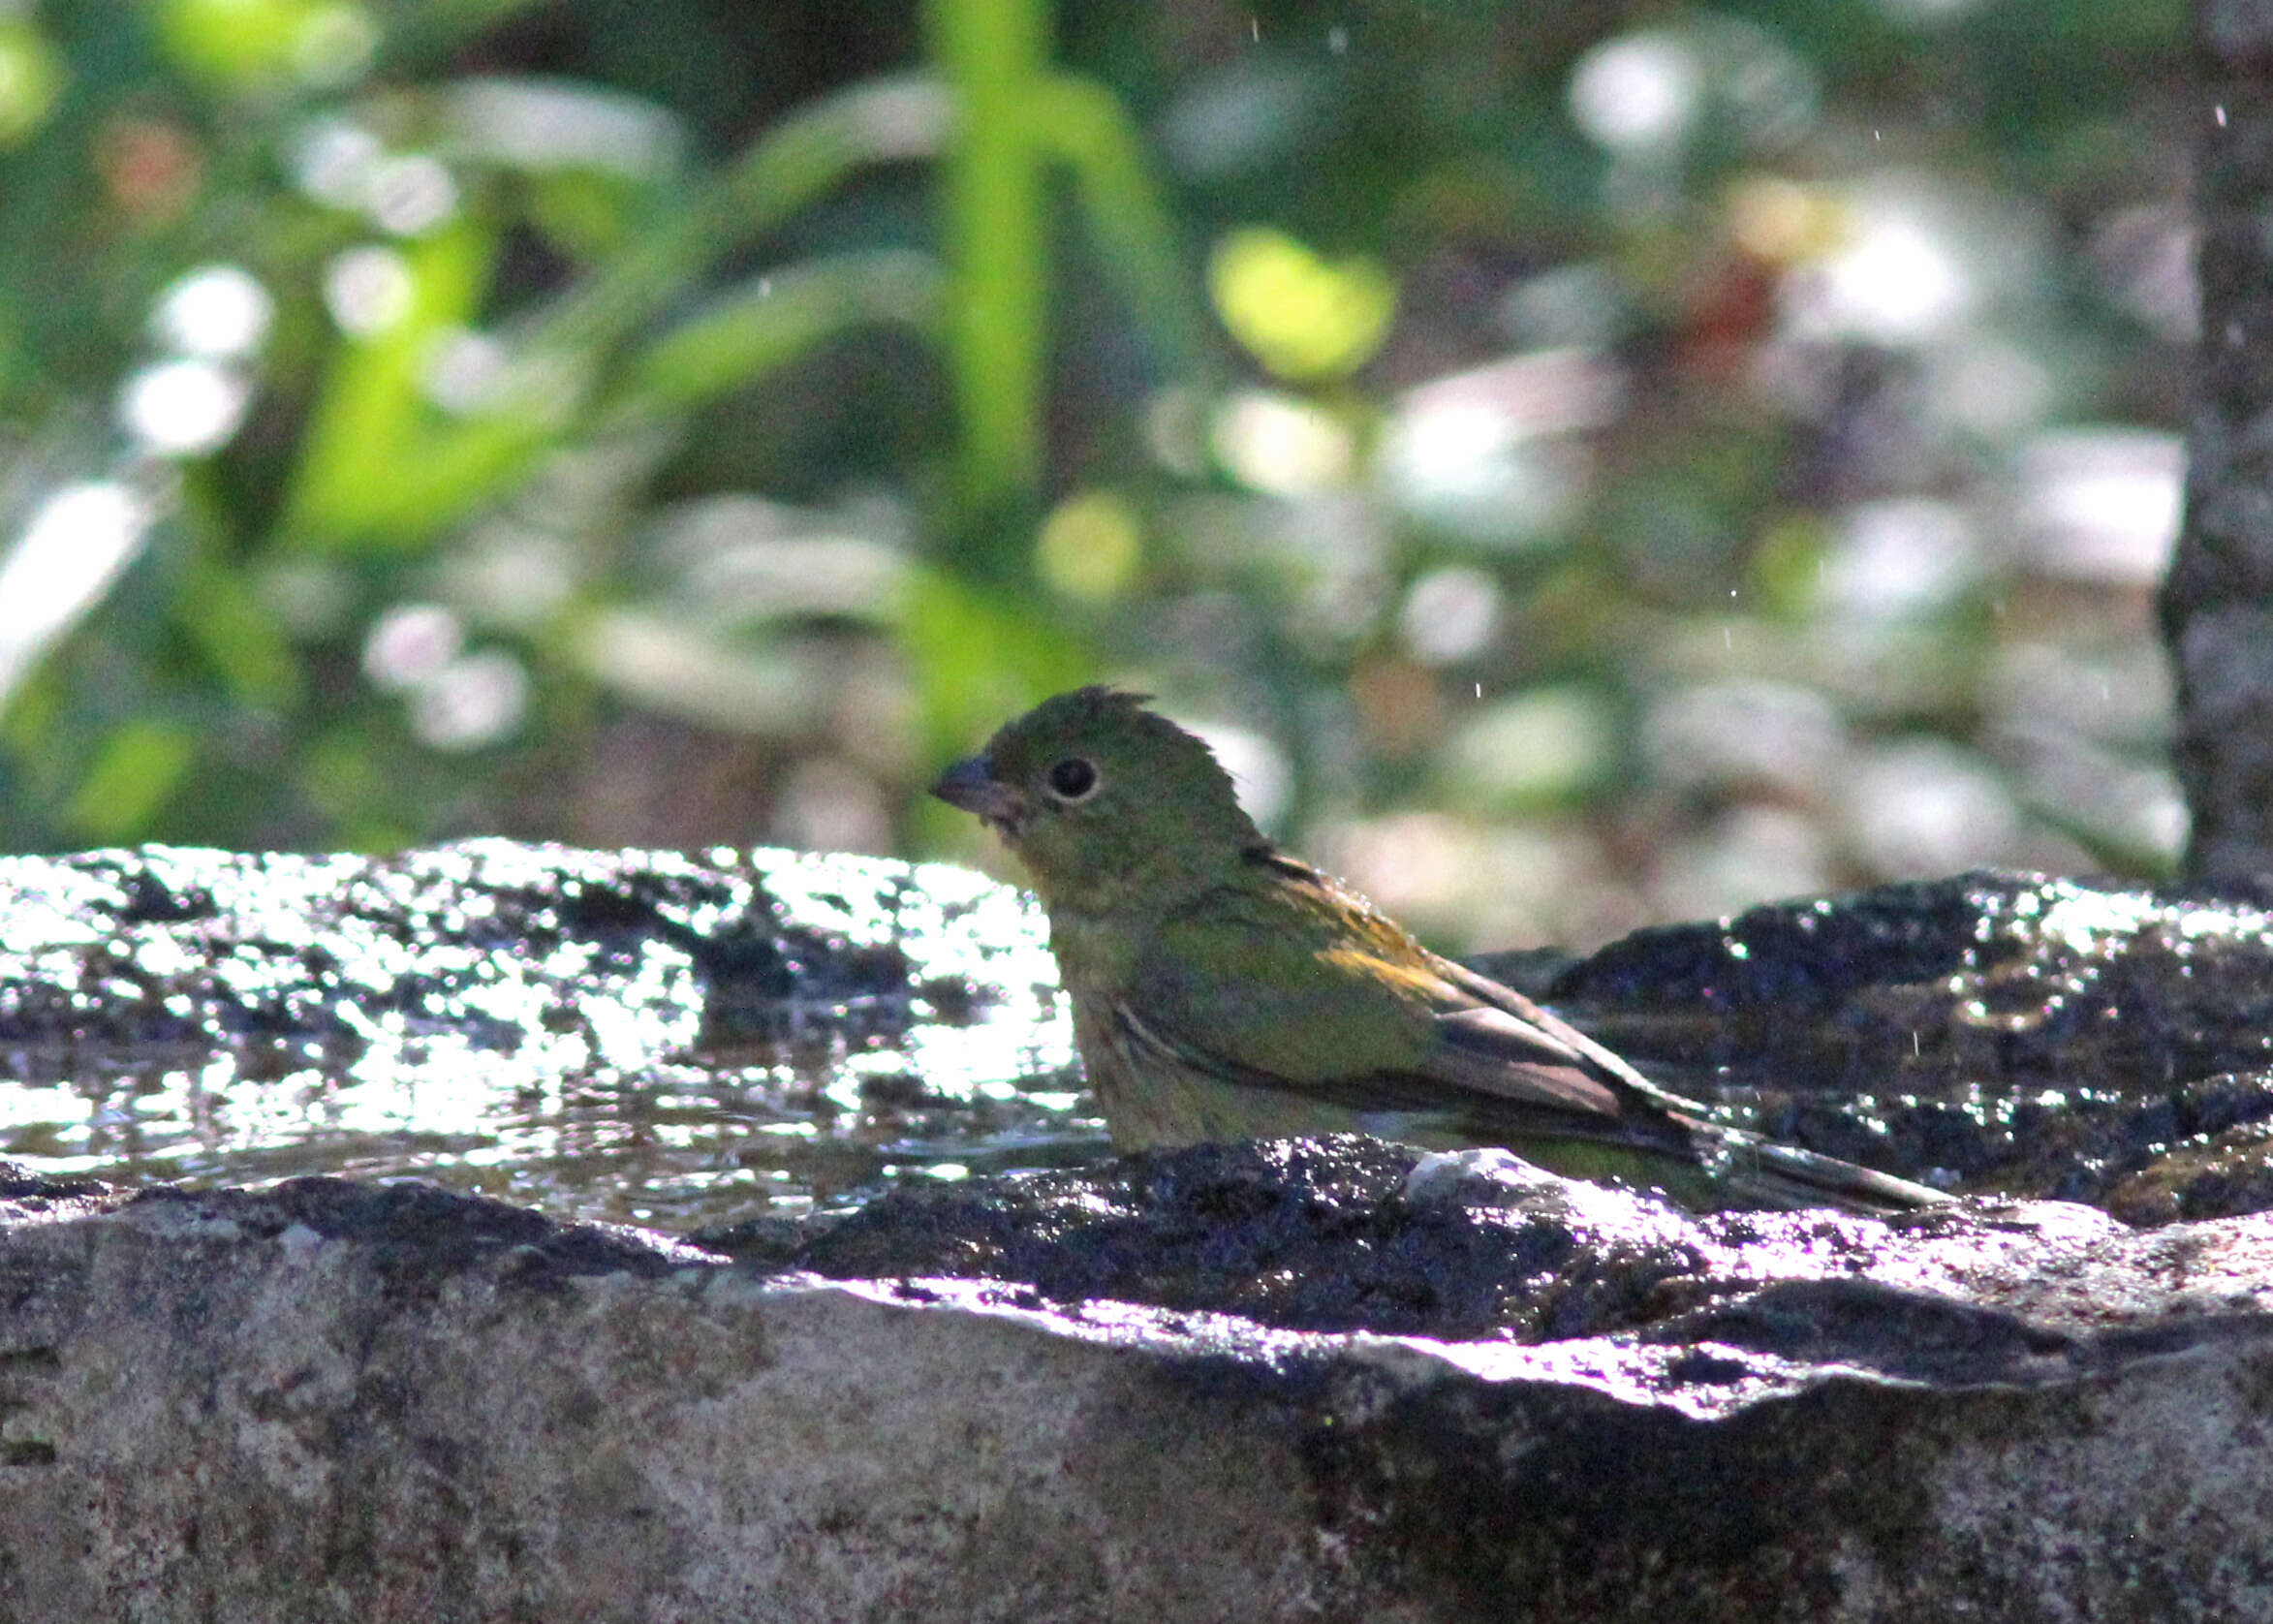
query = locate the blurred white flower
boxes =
[410,650,528,751]
[1212,390,1355,495]
[149,265,273,360]
[1571,34,1701,152]
[1401,568,1502,665]
[422,328,511,415]
[293,119,384,207]
[363,604,464,692]
[117,359,252,456]
[365,154,458,236]
[324,246,414,336]
[1805,210,1970,343]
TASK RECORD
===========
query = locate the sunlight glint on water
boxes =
[0,847,1082,1235]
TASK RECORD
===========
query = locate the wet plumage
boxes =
[932,687,1946,1214]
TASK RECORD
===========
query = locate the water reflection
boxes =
[0,845,1085,1234]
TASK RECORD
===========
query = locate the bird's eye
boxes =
[1045,757,1100,800]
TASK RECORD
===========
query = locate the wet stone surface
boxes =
[733,1136,2007,1345]
[1515,870,2273,1222]
[0,841,1083,1230]
[5,849,2273,1619]
[3,848,2273,1230]
[732,1135,2270,1373]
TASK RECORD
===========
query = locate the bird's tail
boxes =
[1696,1123,1951,1215]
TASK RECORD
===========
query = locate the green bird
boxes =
[931,686,1948,1214]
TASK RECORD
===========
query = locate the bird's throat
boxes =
[1040,904,1144,998]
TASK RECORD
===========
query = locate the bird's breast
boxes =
[1043,906,1143,999]
[1068,988,1369,1150]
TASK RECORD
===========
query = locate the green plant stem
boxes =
[923,0,1052,520]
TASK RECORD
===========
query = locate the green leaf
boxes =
[280,215,513,548]
[67,719,198,841]
[178,558,301,704]
[923,0,1053,517]
[900,560,1090,764]
[1037,73,1210,381]
[615,250,942,418]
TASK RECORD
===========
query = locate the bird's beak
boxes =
[929,754,1024,825]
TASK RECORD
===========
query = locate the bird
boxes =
[931,686,1946,1219]
[930,685,1949,1215]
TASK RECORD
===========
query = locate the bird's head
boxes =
[930,687,1263,913]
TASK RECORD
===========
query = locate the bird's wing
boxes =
[1131,868,1948,1209]
[1428,1005,1623,1114]
[1368,965,1706,1153]
[1131,877,1692,1147]
[1429,954,1728,1120]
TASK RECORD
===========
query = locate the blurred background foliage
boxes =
[0,0,2194,951]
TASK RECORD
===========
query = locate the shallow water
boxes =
[13,849,2273,1231]
[0,844,1096,1234]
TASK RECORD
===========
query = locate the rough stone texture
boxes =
[9,848,2273,1617]
[0,1160,2271,1622]
[1528,871,2273,1218]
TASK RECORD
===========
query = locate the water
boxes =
[0,843,1095,1234]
